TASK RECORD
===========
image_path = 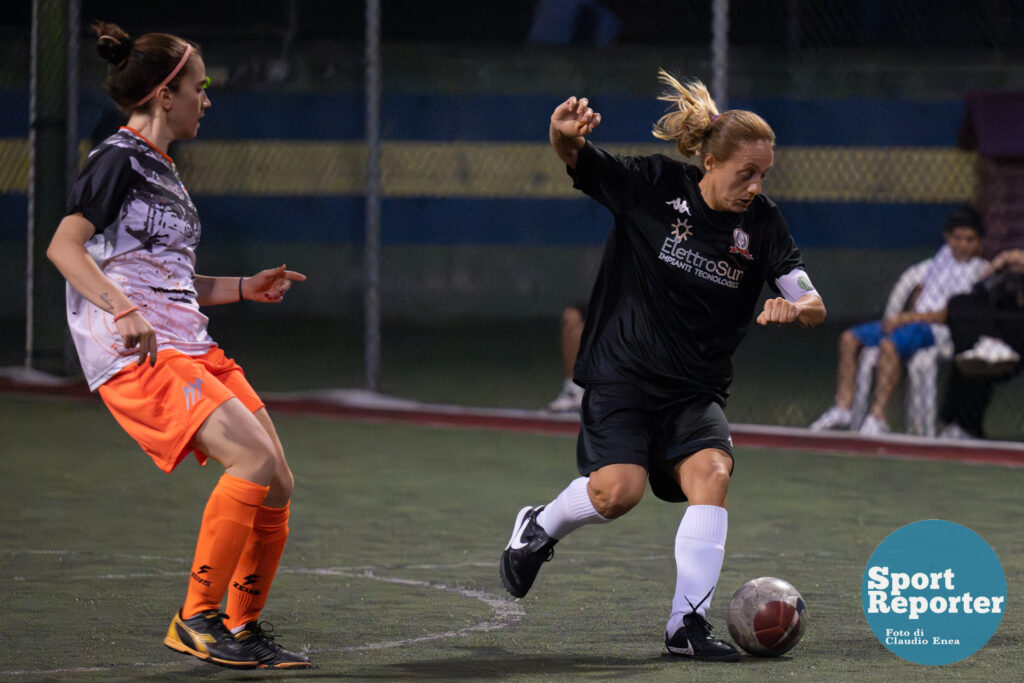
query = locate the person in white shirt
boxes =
[811,206,988,435]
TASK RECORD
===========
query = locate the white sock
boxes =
[535,477,610,540]
[562,378,583,398]
[666,505,728,635]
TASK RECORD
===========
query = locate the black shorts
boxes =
[575,383,734,503]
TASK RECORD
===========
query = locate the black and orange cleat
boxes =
[164,610,259,668]
[234,621,313,669]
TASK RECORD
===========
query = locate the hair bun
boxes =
[97,35,133,66]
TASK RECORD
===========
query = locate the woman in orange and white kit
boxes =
[47,20,311,670]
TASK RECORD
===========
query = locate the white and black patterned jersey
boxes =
[569,141,806,402]
[64,127,215,390]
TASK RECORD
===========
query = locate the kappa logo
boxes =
[183,377,204,411]
[728,227,754,260]
[666,197,691,215]
[671,218,694,241]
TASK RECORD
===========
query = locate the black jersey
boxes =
[569,141,804,403]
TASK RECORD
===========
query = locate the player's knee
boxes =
[593,494,641,519]
[702,461,732,495]
[242,436,279,483]
[680,456,732,504]
[270,464,295,502]
[589,478,644,519]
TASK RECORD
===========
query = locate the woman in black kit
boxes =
[499,70,826,661]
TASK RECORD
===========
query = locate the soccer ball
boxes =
[726,576,807,657]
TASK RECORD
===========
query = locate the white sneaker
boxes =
[859,415,889,436]
[956,336,1020,378]
[939,422,973,440]
[547,379,584,412]
[809,405,852,431]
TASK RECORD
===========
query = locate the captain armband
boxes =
[776,268,819,303]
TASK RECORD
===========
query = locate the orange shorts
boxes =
[98,347,264,473]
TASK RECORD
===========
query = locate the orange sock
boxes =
[224,503,290,631]
[182,473,269,619]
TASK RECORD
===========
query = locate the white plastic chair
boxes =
[850,259,952,436]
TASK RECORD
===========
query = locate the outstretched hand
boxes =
[756,297,802,326]
[551,96,602,139]
[242,264,307,303]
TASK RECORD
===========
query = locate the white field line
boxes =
[282,567,525,653]
[2,561,523,677]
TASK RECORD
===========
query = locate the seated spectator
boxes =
[811,206,988,434]
[546,303,586,412]
[939,248,1024,438]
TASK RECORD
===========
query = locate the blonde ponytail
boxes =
[651,68,775,165]
[651,70,719,158]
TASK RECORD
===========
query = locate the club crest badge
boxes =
[729,227,754,260]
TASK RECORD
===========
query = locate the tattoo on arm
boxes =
[99,292,114,313]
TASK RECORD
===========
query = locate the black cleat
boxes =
[164,610,259,668]
[665,612,741,662]
[499,505,557,598]
[234,621,313,669]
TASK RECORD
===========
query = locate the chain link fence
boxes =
[3,0,1022,437]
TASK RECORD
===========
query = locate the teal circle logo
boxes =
[861,520,1006,665]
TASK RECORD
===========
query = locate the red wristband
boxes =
[113,306,139,322]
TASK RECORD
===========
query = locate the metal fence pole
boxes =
[363,0,382,391]
[711,0,729,110]
[27,0,70,373]
[67,0,79,182]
